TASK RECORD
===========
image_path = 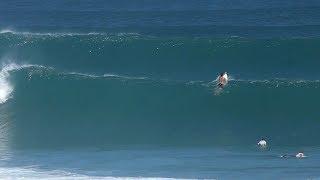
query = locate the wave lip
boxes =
[0,64,16,104]
[0,62,150,105]
[1,61,320,104]
[0,63,45,104]
[0,29,142,38]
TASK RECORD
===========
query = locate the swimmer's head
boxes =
[257,139,267,148]
[296,152,305,158]
[299,151,304,154]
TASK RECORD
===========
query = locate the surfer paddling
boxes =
[280,151,306,159]
[295,151,306,158]
[217,72,228,88]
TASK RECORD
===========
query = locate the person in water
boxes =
[257,139,267,148]
[295,151,306,158]
[281,151,306,158]
[218,72,228,88]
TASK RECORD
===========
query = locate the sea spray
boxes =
[0,63,17,104]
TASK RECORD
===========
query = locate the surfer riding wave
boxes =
[217,72,228,88]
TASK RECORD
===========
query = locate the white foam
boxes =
[0,167,191,180]
[0,29,14,34]
[0,64,16,104]
[0,29,89,36]
[0,63,45,104]
[103,73,147,80]
[65,72,148,80]
[0,29,141,38]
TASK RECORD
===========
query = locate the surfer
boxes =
[295,151,306,158]
[257,139,267,148]
[217,72,228,88]
[280,151,306,158]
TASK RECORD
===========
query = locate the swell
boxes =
[0,64,319,148]
[1,31,320,81]
[2,3,320,38]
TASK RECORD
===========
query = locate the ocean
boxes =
[0,0,320,179]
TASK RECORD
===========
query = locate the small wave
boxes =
[103,73,148,80]
[61,72,148,80]
[0,29,142,38]
[231,78,320,84]
[0,62,148,82]
[0,29,14,34]
[0,63,147,81]
[0,29,99,36]
[186,77,320,89]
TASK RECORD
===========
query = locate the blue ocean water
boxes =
[0,0,320,179]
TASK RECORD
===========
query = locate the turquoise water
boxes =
[1,0,320,179]
[1,147,320,179]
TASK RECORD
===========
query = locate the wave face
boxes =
[0,32,320,149]
[1,32,320,80]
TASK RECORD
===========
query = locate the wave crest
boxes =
[1,62,320,104]
[0,63,45,104]
[0,29,142,38]
[0,64,17,104]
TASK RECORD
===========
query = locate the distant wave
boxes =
[0,29,142,37]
